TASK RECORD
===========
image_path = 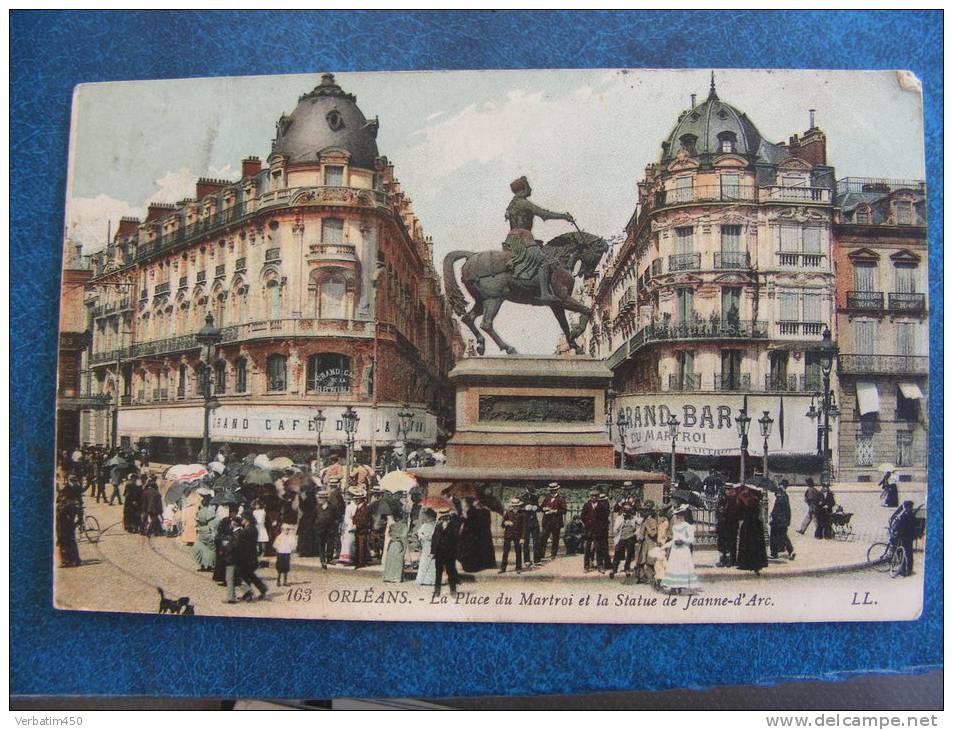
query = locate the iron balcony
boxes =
[888,292,926,313]
[838,354,928,375]
[846,290,884,311]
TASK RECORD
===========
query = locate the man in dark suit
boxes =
[540,482,567,561]
[769,480,795,560]
[235,510,268,601]
[498,497,525,574]
[891,500,918,577]
[581,488,610,572]
[431,508,461,597]
[313,490,338,569]
[519,483,543,567]
[352,490,373,569]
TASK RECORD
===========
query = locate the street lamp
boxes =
[667,414,680,503]
[341,406,360,495]
[735,408,751,484]
[313,409,326,471]
[605,386,618,465]
[616,410,628,469]
[815,327,838,487]
[195,312,222,463]
[396,404,414,470]
[758,410,774,479]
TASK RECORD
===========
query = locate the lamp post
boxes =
[616,410,628,469]
[341,406,359,495]
[667,414,680,503]
[195,312,222,463]
[313,409,326,471]
[735,408,751,485]
[758,410,774,479]
[814,327,838,487]
[605,386,618,467]
[396,404,414,470]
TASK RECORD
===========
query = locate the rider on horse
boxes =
[504,176,574,303]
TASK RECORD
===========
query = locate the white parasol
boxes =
[379,470,418,494]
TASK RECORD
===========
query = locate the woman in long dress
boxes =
[339,495,357,565]
[382,515,409,583]
[296,489,318,557]
[660,506,699,593]
[736,488,769,573]
[415,510,437,586]
[192,495,219,571]
[178,490,200,544]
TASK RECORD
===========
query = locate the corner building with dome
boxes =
[80,74,464,463]
[586,78,838,481]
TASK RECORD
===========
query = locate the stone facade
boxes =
[78,75,463,464]
[833,178,928,483]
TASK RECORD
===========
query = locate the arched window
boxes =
[679,133,697,154]
[214,290,227,326]
[235,357,247,393]
[266,354,287,391]
[266,280,282,320]
[717,131,737,153]
[306,353,352,393]
[318,272,347,320]
[213,360,226,394]
[177,364,187,399]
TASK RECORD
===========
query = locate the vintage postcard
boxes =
[54,68,928,623]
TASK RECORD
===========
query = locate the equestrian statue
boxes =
[443,175,608,356]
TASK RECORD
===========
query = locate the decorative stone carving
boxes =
[477,395,595,423]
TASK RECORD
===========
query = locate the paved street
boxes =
[55,490,925,624]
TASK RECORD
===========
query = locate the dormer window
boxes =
[895,200,914,225]
[678,134,697,154]
[717,131,737,153]
[324,165,344,187]
[855,206,871,224]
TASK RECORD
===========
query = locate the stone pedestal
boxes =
[412,356,665,506]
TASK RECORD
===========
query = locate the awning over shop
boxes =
[856,381,880,415]
[898,382,924,400]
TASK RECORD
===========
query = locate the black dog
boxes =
[157,587,192,615]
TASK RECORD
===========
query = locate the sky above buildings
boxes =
[66,68,926,354]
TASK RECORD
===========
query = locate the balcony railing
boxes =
[155,282,170,295]
[846,290,884,310]
[714,251,751,270]
[778,251,825,268]
[651,185,757,209]
[214,264,226,279]
[196,270,207,284]
[668,373,702,391]
[605,318,768,371]
[618,286,637,312]
[265,248,281,262]
[888,292,926,313]
[777,321,825,337]
[764,374,823,393]
[714,373,751,392]
[235,257,246,272]
[760,186,832,203]
[669,252,701,271]
[178,276,188,290]
[838,354,928,375]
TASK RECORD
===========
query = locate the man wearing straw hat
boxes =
[499,497,526,574]
[431,507,461,598]
[351,487,373,569]
[540,482,568,562]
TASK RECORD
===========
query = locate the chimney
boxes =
[115,216,140,240]
[242,156,262,178]
[196,177,229,199]
[809,109,816,129]
[145,204,174,223]
[690,93,697,107]
[788,126,827,166]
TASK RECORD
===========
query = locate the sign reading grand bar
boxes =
[53,68,928,625]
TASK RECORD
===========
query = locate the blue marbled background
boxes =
[10,10,943,699]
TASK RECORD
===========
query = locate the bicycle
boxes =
[866,539,906,578]
[75,509,101,544]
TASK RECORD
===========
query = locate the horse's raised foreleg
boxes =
[479,297,517,355]
[461,298,486,356]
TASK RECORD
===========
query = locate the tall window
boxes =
[769,351,789,389]
[720,350,742,389]
[674,176,692,203]
[324,165,344,186]
[804,352,822,392]
[177,364,186,398]
[266,354,287,392]
[267,280,282,320]
[721,287,741,322]
[802,227,822,254]
[675,288,693,323]
[721,174,740,200]
[720,224,741,252]
[854,319,877,354]
[675,226,693,254]
[235,357,247,393]
[803,292,822,323]
[895,201,914,225]
[322,218,344,245]
[855,207,871,224]
[896,430,914,466]
[895,264,917,293]
[779,291,800,322]
[717,131,737,153]
[306,353,352,393]
[856,428,874,467]
[213,360,226,395]
[779,224,800,252]
[896,321,917,356]
[675,350,695,389]
[319,273,347,319]
[853,262,876,291]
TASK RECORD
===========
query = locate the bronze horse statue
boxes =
[442,231,607,355]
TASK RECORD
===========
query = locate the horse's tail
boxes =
[442,250,472,317]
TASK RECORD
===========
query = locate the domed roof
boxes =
[271,73,380,168]
[661,75,764,163]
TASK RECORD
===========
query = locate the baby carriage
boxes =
[830,506,854,541]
